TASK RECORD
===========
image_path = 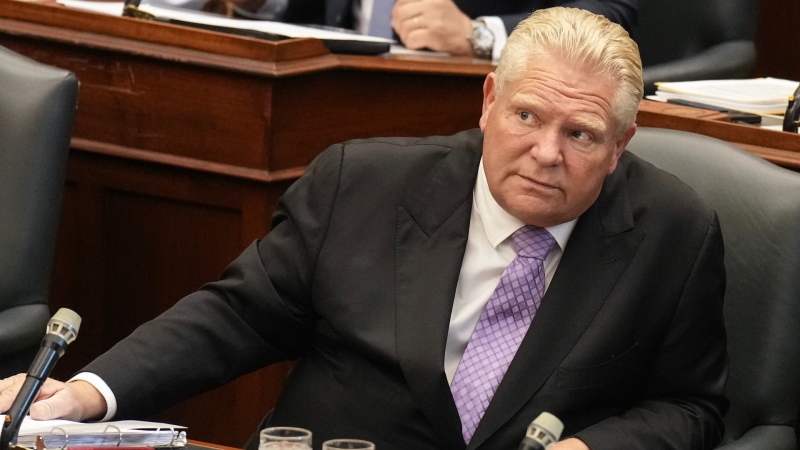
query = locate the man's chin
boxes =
[506,204,562,228]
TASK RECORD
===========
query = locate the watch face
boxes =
[470,22,494,58]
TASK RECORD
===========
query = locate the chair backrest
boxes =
[626,127,800,449]
[632,0,759,95]
[0,45,78,377]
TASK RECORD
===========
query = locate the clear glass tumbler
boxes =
[322,439,375,450]
[259,427,312,450]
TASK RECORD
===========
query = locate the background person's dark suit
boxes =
[83,128,727,450]
[277,0,638,34]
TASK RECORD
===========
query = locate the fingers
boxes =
[0,374,26,413]
[28,378,72,420]
[26,379,92,421]
[28,387,76,421]
[391,0,473,55]
[0,376,96,422]
[392,0,425,35]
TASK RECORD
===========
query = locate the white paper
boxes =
[19,417,185,435]
[651,78,800,114]
[656,78,799,104]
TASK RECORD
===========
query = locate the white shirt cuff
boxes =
[69,372,118,422]
[478,16,507,62]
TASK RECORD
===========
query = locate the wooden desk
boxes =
[637,100,800,170]
[0,1,493,446]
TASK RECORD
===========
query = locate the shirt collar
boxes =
[474,158,576,251]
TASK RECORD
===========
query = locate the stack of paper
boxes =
[648,78,800,115]
[17,417,187,448]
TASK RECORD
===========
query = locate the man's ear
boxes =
[607,123,637,175]
[479,73,497,131]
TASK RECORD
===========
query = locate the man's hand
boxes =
[0,374,107,421]
[552,438,591,450]
[392,0,473,56]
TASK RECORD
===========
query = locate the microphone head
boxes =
[46,308,81,345]
[525,412,564,448]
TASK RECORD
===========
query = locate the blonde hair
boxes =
[496,7,643,136]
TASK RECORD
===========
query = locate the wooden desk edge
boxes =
[189,440,242,450]
[637,100,800,169]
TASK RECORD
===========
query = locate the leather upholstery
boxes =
[0,46,78,377]
[627,127,800,450]
[632,0,759,96]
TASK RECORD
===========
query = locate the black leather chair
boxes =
[626,127,800,449]
[632,0,759,96]
[0,46,79,378]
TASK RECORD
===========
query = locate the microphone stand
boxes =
[1,309,81,450]
[1,336,61,450]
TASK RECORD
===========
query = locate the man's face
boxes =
[480,53,636,227]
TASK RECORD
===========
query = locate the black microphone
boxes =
[1,308,81,450]
[518,412,564,450]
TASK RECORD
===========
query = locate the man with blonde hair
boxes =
[1,7,727,450]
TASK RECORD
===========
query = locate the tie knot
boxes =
[511,226,556,260]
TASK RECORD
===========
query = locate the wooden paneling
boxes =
[755,0,800,80]
[269,71,483,170]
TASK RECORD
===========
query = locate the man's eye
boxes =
[520,111,531,121]
[571,130,592,141]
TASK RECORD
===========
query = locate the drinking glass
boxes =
[322,439,375,450]
[259,427,312,450]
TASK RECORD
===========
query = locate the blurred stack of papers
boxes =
[648,78,800,115]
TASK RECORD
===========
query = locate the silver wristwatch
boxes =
[468,20,494,60]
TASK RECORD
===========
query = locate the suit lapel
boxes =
[468,156,646,449]
[395,133,482,450]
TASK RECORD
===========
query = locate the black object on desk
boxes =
[783,84,800,133]
[666,99,762,125]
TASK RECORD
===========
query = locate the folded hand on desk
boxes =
[0,374,106,422]
[392,0,474,56]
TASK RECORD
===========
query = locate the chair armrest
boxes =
[0,303,50,358]
[715,424,796,449]
[643,40,757,95]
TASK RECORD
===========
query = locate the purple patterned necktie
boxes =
[450,225,557,444]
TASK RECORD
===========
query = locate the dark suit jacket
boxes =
[84,129,728,450]
[278,0,638,34]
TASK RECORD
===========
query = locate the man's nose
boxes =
[529,129,562,166]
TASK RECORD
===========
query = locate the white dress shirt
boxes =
[76,158,575,419]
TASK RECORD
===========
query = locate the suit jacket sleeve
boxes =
[81,145,346,419]
[574,211,729,449]
[495,0,637,34]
